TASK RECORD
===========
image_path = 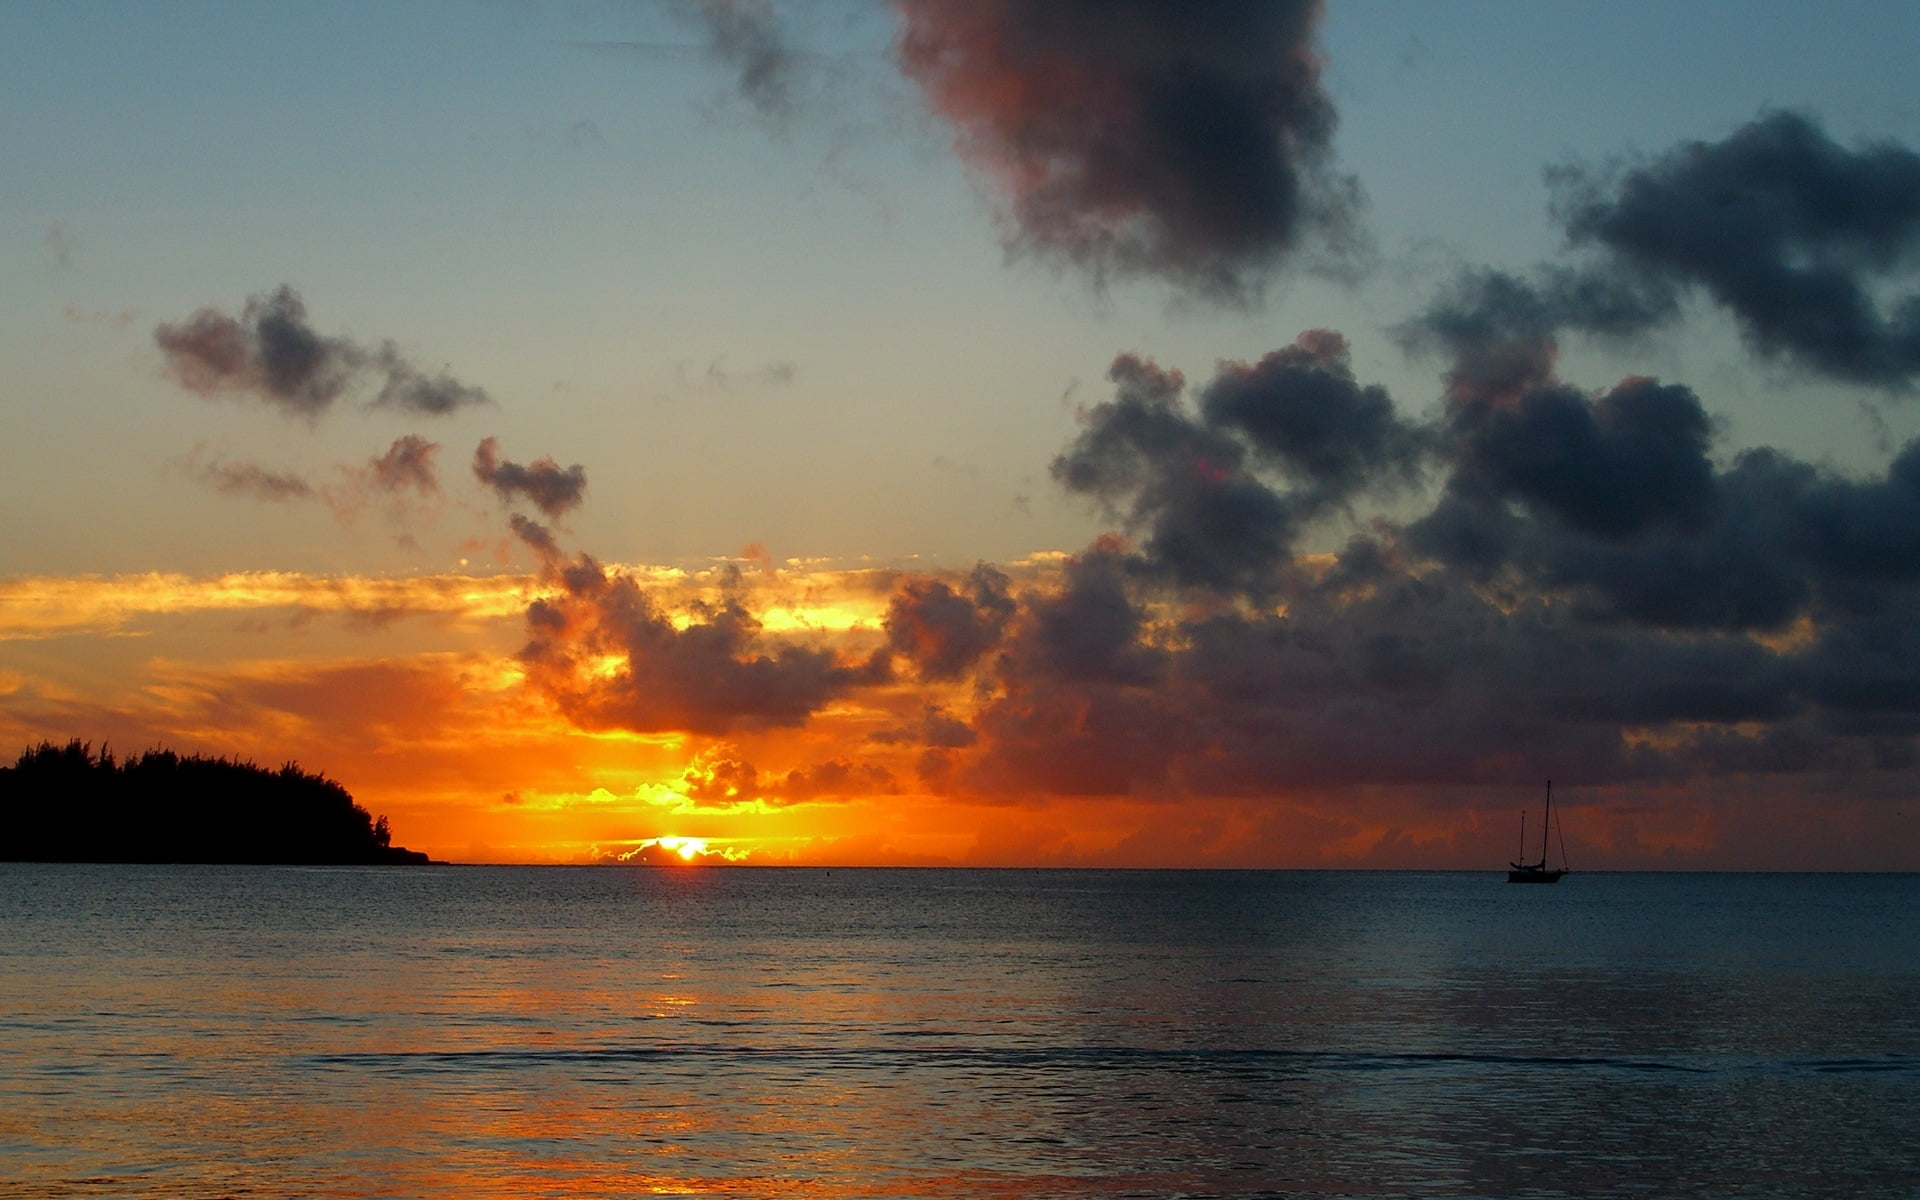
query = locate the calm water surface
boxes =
[1,866,1915,1198]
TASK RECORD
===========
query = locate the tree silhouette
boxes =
[0,740,433,864]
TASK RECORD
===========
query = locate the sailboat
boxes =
[1507,780,1569,883]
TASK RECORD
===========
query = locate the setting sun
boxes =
[615,836,714,865]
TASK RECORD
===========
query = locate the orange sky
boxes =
[2,549,1908,870]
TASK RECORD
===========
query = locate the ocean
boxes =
[1,865,1914,1198]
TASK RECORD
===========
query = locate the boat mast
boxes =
[1541,781,1552,867]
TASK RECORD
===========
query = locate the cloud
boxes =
[43,221,73,268]
[833,319,1920,806]
[183,452,315,503]
[682,355,799,392]
[154,285,491,418]
[1052,337,1428,593]
[678,746,764,804]
[1402,266,1672,407]
[776,757,899,801]
[517,553,887,736]
[1199,329,1432,504]
[690,0,799,121]
[179,436,448,542]
[571,2,851,130]
[895,0,1364,302]
[0,570,535,642]
[1007,536,1163,687]
[472,437,587,518]
[884,563,1014,679]
[508,514,563,564]
[1552,111,1920,389]
[679,745,899,807]
[63,304,138,329]
[367,347,491,416]
[155,286,355,416]
[1053,354,1293,592]
[1402,271,1920,637]
[870,703,977,749]
[1444,375,1717,541]
[367,435,441,497]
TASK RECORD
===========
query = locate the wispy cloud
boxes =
[42,221,73,269]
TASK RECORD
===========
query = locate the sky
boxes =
[4,0,1920,868]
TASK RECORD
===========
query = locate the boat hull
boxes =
[1506,867,1566,883]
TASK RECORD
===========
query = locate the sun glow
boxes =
[622,835,709,863]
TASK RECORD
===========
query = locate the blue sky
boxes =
[6,0,1917,576]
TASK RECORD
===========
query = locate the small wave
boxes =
[1794,1054,1920,1076]
[303,1042,1711,1080]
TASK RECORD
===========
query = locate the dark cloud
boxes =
[870,704,978,749]
[156,286,356,417]
[884,564,1015,679]
[154,285,491,418]
[877,315,1920,803]
[775,758,900,802]
[1788,439,1920,580]
[1410,267,1678,358]
[1053,340,1428,593]
[508,514,563,564]
[518,555,887,736]
[1008,538,1163,688]
[1199,329,1431,504]
[1403,267,1676,407]
[943,524,1852,797]
[1053,354,1295,592]
[1446,375,1717,540]
[1514,448,1812,633]
[1553,111,1920,388]
[964,674,1193,797]
[472,437,587,519]
[369,348,492,416]
[895,0,1364,302]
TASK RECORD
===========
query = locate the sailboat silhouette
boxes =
[1507,781,1569,883]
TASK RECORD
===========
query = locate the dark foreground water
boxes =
[1,867,1915,1199]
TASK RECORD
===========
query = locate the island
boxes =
[0,740,434,864]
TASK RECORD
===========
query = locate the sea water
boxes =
[1,866,1914,1198]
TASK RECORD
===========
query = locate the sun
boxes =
[617,835,720,865]
[658,835,706,862]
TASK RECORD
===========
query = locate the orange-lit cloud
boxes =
[0,570,538,641]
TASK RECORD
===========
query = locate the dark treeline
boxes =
[0,740,432,864]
